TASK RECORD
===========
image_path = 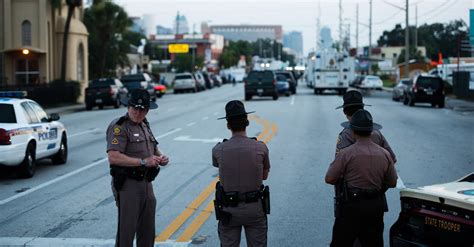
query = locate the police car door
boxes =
[28,102,59,157]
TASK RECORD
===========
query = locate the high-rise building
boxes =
[320,27,333,49]
[210,25,283,43]
[129,17,144,34]
[156,25,173,35]
[173,13,189,34]
[143,14,156,36]
[283,31,303,56]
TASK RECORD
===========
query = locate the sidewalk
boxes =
[382,87,474,113]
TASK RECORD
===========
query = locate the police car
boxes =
[0,92,68,178]
[390,173,474,246]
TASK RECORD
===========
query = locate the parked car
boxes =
[392,78,412,101]
[120,73,156,101]
[85,78,128,110]
[173,73,197,93]
[153,84,167,98]
[390,173,474,246]
[0,92,68,178]
[202,72,214,89]
[211,74,223,87]
[276,74,291,97]
[275,71,297,94]
[357,75,383,90]
[193,72,206,91]
[244,71,279,101]
[404,74,445,108]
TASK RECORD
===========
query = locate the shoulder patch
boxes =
[111,138,119,145]
[115,116,128,126]
[113,127,121,135]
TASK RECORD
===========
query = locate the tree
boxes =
[377,20,469,60]
[170,54,204,73]
[397,46,424,64]
[83,0,132,78]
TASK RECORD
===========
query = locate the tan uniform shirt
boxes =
[335,128,397,163]
[212,134,270,193]
[327,138,397,191]
[106,115,156,160]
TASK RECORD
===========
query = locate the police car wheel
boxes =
[52,134,68,165]
[18,142,36,178]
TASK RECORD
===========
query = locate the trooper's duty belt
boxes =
[109,165,160,191]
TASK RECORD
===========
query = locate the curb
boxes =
[45,104,85,116]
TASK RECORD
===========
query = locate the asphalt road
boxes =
[0,83,473,246]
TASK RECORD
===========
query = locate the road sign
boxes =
[168,44,189,53]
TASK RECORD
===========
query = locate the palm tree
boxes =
[60,0,82,82]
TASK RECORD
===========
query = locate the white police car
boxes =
[0,92,68,178]
[390,173,474,246]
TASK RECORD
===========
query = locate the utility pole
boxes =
[356,3,359,54]
[339,0,343,51]
[368,0,372,74]
[414,5,418,50]
[405,0,409,78]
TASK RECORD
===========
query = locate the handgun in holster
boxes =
[214,181,232,225]
[334,179,349,218]
[261,185,270,214]
[110,165,127,191]
[146,166,160,182]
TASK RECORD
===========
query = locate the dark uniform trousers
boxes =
[112,178,156,247]
[330,197,385,247]
[218,202,268,247]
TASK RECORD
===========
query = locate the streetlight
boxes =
[22,49,29,55]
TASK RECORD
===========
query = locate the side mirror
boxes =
[49,113,60,121]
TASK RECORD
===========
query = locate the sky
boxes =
[114,0,472,55]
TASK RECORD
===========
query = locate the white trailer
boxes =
[308,48,354,95]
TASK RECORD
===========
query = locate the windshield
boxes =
[247,71,274,83]
[89,79,114,88]
[417,77,442,89]
[175,75,193,80]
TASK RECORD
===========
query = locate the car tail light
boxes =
[273,80,276,85]
[109,88,114,96]
[0,128,11,145]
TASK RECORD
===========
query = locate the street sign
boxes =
[168,44,189,53]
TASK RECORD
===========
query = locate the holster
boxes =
[334,179,349,218]
[261,185,270,214]
[146,167,160,182]
[110,165,127,191]
[214,181,232,225]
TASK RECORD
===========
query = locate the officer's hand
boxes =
[158,155,169,166]
[144,156,160,167]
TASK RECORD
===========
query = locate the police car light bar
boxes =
[0,91,28,98]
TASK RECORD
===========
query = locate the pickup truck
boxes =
[244,71,279,101]
[120,73,157,101]
[85,78,128,110]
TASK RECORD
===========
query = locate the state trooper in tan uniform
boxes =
[106,89,169,247]
[212,100,271,247]
[326,110,398,247]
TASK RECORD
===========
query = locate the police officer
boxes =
[106,89,169,247]
[212,100,271,247]
[335,90,396,162]
[325,109,398,247]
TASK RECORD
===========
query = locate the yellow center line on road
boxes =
[174,116,279,243]
[154,178,218,242]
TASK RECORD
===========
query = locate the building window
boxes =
[77,44,84,81]
[22,20,32,46]
[381,53,385,58]
[15,56,39,85]
[393,53,397,58]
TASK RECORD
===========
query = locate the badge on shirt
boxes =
[111,138,119,145]
[113,127,121,136]
[133,133,139,137]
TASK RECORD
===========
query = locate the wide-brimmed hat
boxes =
[120,89,158,109]
[335,90,371,109]
[341,109,382,131]
[217,100,255,120]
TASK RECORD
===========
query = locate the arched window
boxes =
[22,20,31,46]
[77,44,84,81]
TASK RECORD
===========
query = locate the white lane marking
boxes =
[186,122,196,127]
[167,108,176,112]
[0,158,108,205]
[174,135,222,143]
[202,116,209,120]
[68,128,101,138]
[290,95,296,105]
[157,128,182,139]
[0,237,190,246]
[396,176,406,189]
